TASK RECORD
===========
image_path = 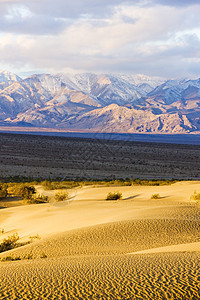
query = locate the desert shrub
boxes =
[0,233,19,253]
[190,191,200,202]
[151,193,160,199]
[130,179,178,186]
[8,183,25,195]
[22,186,36,200]
[24,194,49,204]
[0,185,8,199]
[9,183,35,199]
[54,192,68,202]
[41,180,79,190]
[1,256,21,262]
[41,180,54,190]
[106,192,122,200]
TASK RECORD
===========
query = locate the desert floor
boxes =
[1,132,200,180]
[0,181,200,299]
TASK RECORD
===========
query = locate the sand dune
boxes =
[129,241,200,255]
[0,253,199,299]
[0,218,199,260]
[0,181,200,299]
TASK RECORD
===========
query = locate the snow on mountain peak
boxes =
[0,70,21,83]
[0,70,200,134]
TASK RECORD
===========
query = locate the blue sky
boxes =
[0,0,200,78]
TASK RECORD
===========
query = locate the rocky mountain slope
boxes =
[0,70,200,133]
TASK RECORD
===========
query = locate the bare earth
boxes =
[0,182,200,299]
[1,132,200,180]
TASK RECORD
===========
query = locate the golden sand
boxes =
[0,182,200,299]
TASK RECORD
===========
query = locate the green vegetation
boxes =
[151,193,160,199]
[190,190,200,202]
[54,191,68,202]
[106,192,122,200]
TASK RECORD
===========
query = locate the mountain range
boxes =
[0,70,200,134]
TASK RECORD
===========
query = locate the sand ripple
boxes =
[0,253,199,299]
[0,183,200,299]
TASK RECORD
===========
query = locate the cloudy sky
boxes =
[0,0,200,78]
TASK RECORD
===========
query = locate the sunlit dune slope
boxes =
[0,181,200,299]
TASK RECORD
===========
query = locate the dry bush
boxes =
[190,190,200,202]
[24,194,49,204]
[151,193,160,199]
[0,233,19,253]
[9,183,35,199]
[54,191,69,202]
[1,256,21,262]
[0,184,8,199]
[106,192,122,200]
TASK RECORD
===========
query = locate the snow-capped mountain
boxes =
[57,73,161,106]
[0,70,21,83]
[0,70,22,91]
[1,70,200,133]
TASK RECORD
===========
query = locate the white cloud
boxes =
[0,0,199,77]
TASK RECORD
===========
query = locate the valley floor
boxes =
[0,182,200,299]
[1,132,200,180]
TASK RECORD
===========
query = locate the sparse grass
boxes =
[0,252,35,262]
[28,234,41,243]
[1,256,21,262]
[0,179,179,208]
[5,178,178,190]
[131,179,178,186]
[151,193,160,199]
[23,252,33,260]
[190,190,200,202]
[106,192,122,201]
[41,180,79,190]
[0,232,40,255]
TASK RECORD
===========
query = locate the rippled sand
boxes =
[0,182,200,299]
[1,253,200,300]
